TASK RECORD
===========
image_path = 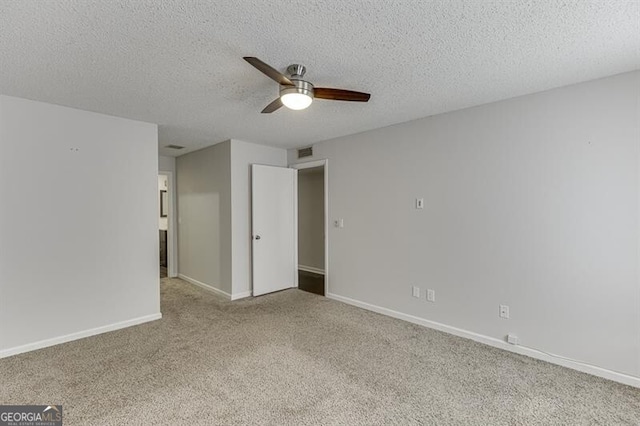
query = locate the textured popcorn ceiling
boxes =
[1,1,638,156]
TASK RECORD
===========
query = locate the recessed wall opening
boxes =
[158,174,169,278]
[294,161,328,296]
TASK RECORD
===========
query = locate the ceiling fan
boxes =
[243,57,371,113]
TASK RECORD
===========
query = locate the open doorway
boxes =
[158,170,177,278]
[158,174,169,278]
[294,160,328,296]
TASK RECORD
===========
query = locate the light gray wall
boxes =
[176,141,232,294]
[298,167,325,271]
[288,71,640,378]
[158,155,175,173]
[230,139,287,297]
[0,95,160,354]
[174,139,286,298]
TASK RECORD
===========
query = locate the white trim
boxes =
[159,170,178,277]
[298,265,325,275]
[250,164,255,295]
[179,274,231,299]
[179,274,252,301]
[0,313,162,359]
[231,291,252,300]
[291,159,326,169]
[291,159,329,295]
[327,292,640,389]
[324,161,328,295]
[293,168,299,289]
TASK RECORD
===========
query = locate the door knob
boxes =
[255,235,261,240]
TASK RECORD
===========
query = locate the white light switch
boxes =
[334,219,344,228]
[416,198,424,209]
[499,305,510,319]
[412,286,420,298]
[427,289,435,302]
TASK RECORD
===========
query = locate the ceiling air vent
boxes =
[297,146,313,159]
[165,144,185,150]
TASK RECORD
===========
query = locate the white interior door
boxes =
[252,164,297,296]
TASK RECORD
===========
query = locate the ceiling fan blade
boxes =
[314,88,371,102]
[244,57,294,86]
[261,98,283,113]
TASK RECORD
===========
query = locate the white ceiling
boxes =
[1,1,638,157]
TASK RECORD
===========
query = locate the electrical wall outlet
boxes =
[507,333,519,345]
[427,289,435,302]
[499,304,510,319]
[416,198,424,209]
[334,218,344,228]
[412,286,420,298]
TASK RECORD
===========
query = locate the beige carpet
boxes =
[1,277,638,425]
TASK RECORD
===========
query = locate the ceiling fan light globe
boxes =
[281,92,313,110]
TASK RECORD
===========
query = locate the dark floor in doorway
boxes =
[298,270,324,296]
[160,266,168,278]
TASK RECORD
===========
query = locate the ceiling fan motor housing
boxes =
[286,64,307,78]
[280,79,314,98]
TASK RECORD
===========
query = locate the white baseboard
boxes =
[0,313,162,359]
[178,274,231,299]
[231,291,252,300]
[178,274,253,301]
[298,265,325,275]
[327,292,640,389]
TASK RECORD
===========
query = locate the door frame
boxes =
[159,170,178,278]
[290,159,329,296]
